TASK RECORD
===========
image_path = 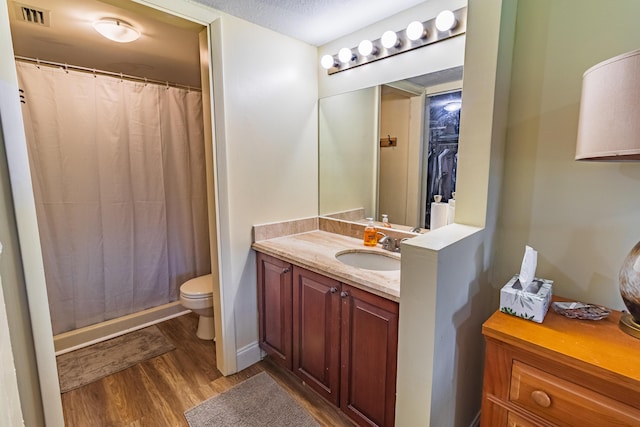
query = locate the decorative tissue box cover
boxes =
[500,275,553,323]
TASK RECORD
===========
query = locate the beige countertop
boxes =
[252,230,400,302]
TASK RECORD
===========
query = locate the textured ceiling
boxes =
[192,0,427,46]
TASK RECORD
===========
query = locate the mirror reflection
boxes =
[318,67,463,231]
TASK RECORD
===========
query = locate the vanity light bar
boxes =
[321,7,467,75]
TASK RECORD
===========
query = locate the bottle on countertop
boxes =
[381,214,392,228]
[363,218,378,247]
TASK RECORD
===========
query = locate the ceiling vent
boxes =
[14,2,50,27]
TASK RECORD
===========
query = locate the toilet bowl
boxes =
[179,274,215,340]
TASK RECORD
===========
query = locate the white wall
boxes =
[495,0,640,311]
[210,14,318,370]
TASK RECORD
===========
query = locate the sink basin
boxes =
[335,250,400,271]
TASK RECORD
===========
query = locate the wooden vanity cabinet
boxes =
[256,251,399,427]
[292,267,342,405]
[340,284,399,427]
[481,306,640,427]
[256,252,293,370]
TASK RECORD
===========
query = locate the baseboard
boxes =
[54,301,189,355]
[236,340,261,371]
[469,411,481,427]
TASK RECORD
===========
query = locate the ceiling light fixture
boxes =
[319,7,466,75]
[444,101,462,112]
[93,18,140,43]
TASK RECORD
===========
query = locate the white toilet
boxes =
[179,274,215,340]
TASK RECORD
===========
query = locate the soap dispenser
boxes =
[381,214,392,228]
[363,218,378,247]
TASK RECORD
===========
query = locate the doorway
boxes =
[3,0,222,424]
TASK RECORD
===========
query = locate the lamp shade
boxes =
[575,49,640,160]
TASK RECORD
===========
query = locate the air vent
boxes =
[14,3,50,27]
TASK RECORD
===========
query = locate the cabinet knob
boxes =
[282,267,290,274]
[531,390,551,408]
[340,291,349,298]
[329,287,338,294]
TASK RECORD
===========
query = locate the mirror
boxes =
[318,67,463,231]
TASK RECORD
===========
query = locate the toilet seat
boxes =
[180,274,213,299]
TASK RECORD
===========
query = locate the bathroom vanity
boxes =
[253,229,401,427]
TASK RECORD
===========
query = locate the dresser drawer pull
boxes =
[531,390,551,408]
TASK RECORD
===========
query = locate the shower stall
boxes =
[16,60,211,349]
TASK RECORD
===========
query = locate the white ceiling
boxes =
[7,0,428,88]
[192,0,427,46]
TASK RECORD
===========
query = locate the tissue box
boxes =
[500,275,553,323]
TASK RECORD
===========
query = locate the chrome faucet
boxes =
[377,232,399,252]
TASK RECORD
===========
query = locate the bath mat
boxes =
[184,372,320,427]
[56,325,175,393]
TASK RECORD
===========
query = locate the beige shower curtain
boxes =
[16,61,210,335]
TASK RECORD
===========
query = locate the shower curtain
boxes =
[16,62,211,335]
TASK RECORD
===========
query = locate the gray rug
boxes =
[56,325,175,393]
[185,372,320,427]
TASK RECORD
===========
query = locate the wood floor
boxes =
[60,313,354,426]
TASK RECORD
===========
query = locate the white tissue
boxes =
[518,245,538,289]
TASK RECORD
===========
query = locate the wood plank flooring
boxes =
[60,313,354,426]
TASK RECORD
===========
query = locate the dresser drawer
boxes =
[507,412,538,427]
[510,361,640,426]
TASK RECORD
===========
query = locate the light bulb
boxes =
[358,39,376,57]
[406,21,426,41]
[381,30,399,49]
[320,54,336,70]
[338,47,354,64]
[435,10,457,32]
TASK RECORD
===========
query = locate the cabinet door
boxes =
[292,266,341,405]
[340,284,399,427]
[256,252,293,370]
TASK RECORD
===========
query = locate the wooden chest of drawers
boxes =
[481,301,640,426]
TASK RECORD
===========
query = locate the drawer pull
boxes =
[531,390,551,408]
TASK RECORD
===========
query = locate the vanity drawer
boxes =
[509,360,640,426]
